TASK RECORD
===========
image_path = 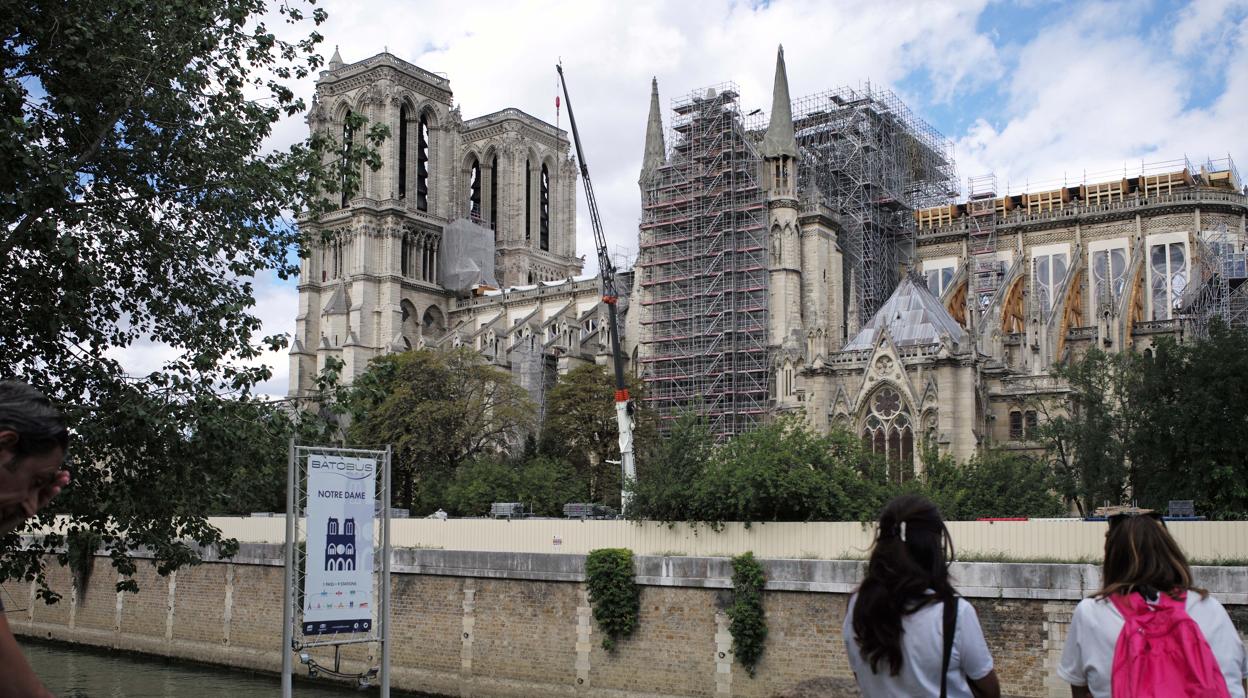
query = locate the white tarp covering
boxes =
[302,453,376,636]
[439,218,498,293]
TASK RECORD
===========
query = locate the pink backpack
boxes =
[1109,590,1230,698]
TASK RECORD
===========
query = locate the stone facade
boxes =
[685,50,1248,466]
[288,51,609,394]
[13,546,1248,698]
[824,178,1248,468]
[290,49,1248,469]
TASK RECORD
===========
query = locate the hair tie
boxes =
[889,521,907,541]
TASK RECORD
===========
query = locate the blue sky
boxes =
[109,0,1248,396]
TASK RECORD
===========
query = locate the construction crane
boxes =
[555,63,636,510]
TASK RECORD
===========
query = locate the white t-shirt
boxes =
[843,592,994,698]
[1058,593,1248,698]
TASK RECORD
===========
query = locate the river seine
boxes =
[20,639,386,697]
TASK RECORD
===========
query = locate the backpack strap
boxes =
[940,596,957,698]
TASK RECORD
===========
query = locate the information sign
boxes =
[302,453,376,635]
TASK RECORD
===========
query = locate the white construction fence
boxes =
[208,517,1248,564]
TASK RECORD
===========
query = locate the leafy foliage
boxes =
[727,552,767,677]
[1040,322,1248,518]
[693,416,883,525]
[345,349,536,513]
[0,0,386,598]
[629,411,717,521]
[921,450,1066,520]
[539,363,653,508]
[585,548,639,651]
[442,455,583,517]
[1039,349,1140,514]
[627,414,1064,524]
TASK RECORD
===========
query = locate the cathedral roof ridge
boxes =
[463,107,567,140]
[843,275,968,351]
[319,50,451,90]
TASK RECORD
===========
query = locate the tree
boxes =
[539,363,653,507]
[628,411,715,521]
[346,349,535,513]
[629,414,888,526]
[442,458,518,517]
[1133,325,1248,518]
[1039,349,1142,515]
[1039,322,1248,519]
[0,0,386,598]
[921,450,1065,520]
[443,455,584,517]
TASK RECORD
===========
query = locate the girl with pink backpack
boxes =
[1058,511,1247,697]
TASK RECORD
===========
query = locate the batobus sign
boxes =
[302,453,376,635]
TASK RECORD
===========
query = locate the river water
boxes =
[20,639,386,697]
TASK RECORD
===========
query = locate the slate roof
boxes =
[844,275,968,350]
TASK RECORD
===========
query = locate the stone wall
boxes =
[8,545,1247,698]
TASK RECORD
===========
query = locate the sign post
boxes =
[281,438,296,698]
[281,443,391,696]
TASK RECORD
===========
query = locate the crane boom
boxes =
[555,63,635,510]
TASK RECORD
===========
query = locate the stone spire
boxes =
[761,45,797,159]
[641,77,666,179]
[328,45,344,70]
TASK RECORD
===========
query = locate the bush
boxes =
[442,459,518,517]
[585,548,640,650]
[516,456,586,517]
[630,415,890,525]
[728,552,767,676]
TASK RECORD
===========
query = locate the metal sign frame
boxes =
[281,440,392,696]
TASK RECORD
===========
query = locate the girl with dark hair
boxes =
[1058,511,1247,697]
[842,494,1000,697]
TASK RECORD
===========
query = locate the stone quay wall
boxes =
[8,544,1248,698]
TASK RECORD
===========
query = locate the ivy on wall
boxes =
[728,551,767,676]
[585,548,639,650]
[63,529,102,596]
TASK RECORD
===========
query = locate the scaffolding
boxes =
[788,84,959,325]
[1183,221,1248,338]
[638,84,769,439]
[966,173,1004,315]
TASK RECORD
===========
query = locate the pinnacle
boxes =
[761,44,797,159]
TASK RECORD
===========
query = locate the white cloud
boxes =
[955,1,1247,194]
[1172,0,1246,54]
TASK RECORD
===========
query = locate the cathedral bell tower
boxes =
[763,46,803,351]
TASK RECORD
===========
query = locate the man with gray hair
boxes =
[0,380,70,698]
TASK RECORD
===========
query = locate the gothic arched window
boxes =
[417,114,430,211]
[525,159,532,244]
[490,154,499,236]
[340,110,355,209]
[540,163,550,251]
[398,104,409,199]
[468,158,481,221]
[861,386,914,478]
[400,233,410,277]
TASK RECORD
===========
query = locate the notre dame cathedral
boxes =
[290,47,1248,471]
[288,49,624,415]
